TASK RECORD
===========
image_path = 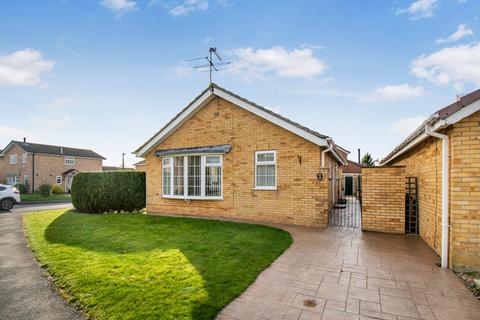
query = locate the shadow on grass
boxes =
[44,211,292,319]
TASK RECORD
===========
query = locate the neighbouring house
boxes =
[134,84,347,227]
[342,160,361,197]
[133,160,146,171]
[0,139,105,193]
[379,88,480,271]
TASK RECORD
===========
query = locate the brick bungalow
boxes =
[380,89,480,271]
[0,139,105,193]
[134,84,347,227]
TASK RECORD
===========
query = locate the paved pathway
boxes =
[217,226,480,320]
[0,206,82,320]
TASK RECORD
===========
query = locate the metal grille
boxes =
[405,177,419,234]
[329,196,361,228]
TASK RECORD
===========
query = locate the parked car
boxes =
[0,184,21,211]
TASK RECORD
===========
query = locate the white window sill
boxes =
[253,187,277,191]
[161,195,224,201]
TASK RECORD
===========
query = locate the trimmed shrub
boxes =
[71,171,146,213]
[14,183,28,194]
[51,184,64,194]
[38,183,52,197]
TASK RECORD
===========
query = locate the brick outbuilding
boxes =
[381,89,480,271]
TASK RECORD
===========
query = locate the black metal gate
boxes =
[405,177,419,234]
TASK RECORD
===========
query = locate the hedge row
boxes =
[71,171,146,213]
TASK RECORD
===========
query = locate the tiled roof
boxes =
[8,141,105,159]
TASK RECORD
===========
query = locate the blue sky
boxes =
[1,0,479,166]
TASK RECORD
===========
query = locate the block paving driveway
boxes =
[217,226,480,320]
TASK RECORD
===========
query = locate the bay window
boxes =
[162,154,222,199]
[255,151,277,190]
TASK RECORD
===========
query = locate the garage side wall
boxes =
[361,166,406,233]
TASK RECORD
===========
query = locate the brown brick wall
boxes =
[0,145,31,187]
[391,137,443,256]
[145,96,332,227]
[361,166,406,233]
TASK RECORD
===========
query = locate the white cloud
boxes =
[217,0,232,6]
[436,24,474,44]
[230,46,327,79]
[0,126,31,141]
[100,0,137,15]
[396,0,437,19]
[411,42,480,87]
[389,115,427,135]
[169,0,209,16]
[29,98,75,131]
[360,84,425,102]
[0,49,54,87]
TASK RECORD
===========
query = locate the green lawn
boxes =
[23,210,292,320]
[21,193,71,202]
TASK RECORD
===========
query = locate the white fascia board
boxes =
[382,133,430,165]
[383,99,480,165]
[443,98,480,126]
[135,90,214,157]
[213,88,329,147]
[0,141,25,156]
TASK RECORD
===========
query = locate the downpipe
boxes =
[425,124,449,269]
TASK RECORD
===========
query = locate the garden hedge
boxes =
[71,171,146,213]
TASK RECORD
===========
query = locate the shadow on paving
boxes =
[42,211,292,319]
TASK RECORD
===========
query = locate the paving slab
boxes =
[217,225,480,320]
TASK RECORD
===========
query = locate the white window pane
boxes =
[257,152,274,162]
[188,156,201,196]
[173,157,184,196]
[256,164,275,187]
[162,166,171,195]
[205,166,221,197]
[206,155,221,164]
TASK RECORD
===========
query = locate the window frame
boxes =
[56,176,62,184]
[65,156,75,165]
[254,150,277,190]
[21,153,27,164]
[10,154,17,164]
[161,154,223,200]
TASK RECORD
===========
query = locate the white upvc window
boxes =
[56,176,62,184]
[21,153,27,164]
[255,151,277,190]
[10,154,17,164]
[162,154,223,200]
[7,175,18,186]
[65,156,75,165]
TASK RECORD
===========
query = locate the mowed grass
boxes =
[23,210,292,320]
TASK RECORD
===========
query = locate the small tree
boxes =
[361,153,375,167]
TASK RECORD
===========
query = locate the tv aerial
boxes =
[185,47,233,85]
